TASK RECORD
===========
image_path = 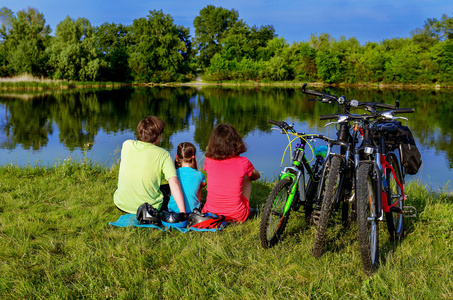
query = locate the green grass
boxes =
[0,161,452,299]
[0,74,126,90]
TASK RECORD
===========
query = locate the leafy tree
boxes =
[309,33,333,51]
[439,39,453,82]
[220,22,276,62]
[412,14,453,44]
[128,10,190,83]
[5,7,51,76]
[204,53,237,81]
[0,7,13,70]
[47,16,104,80]
[383,39,422,83]
[94,22,132,82]
[355,42,387,82]
[220,20,251,61]
[193,5,239,68]
[284,42,317,82]
[250,25,277,48]
[335,36,362,83]
[258,37,288,61]
[261,55,289,80]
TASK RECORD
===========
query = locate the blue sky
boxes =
[2,0,452,44]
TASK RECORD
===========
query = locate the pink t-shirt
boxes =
[202,156,255,222]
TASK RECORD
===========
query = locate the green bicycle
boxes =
[259,119,332,248]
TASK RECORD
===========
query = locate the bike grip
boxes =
[319,114,338,120]
[375,103,396,109]
[268,119,281,126]
[394,108,415,114]
[303,89,324,97]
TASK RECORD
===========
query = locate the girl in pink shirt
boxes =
[202,123,260,222]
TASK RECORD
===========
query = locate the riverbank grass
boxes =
[0,162,452,299]
[0,74,124,90]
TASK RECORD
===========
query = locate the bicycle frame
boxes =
[278,140,322,217]
[354,117,384,220]
[355,117,409,220]
[315,121,356,212]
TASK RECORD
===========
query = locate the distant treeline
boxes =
[0,5,452,84]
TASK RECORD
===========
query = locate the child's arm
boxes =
[197,181,207,201]
[250,168,261,181]
[168,176,186,213]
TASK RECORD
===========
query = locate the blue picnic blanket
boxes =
[109,214,227,232]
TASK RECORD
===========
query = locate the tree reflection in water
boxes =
[0,86,452,188]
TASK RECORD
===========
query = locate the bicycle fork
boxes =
[279,167,305,217]
[354,148,384,222]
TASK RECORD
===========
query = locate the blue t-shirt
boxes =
[168,167,206,213]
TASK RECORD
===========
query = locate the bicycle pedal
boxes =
[403,206,417,217]
[311,211,321,225]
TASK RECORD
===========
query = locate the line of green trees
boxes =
[0,5,452,84]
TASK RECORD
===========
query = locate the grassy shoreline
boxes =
[1,74,452,90]
[0,162,452,299]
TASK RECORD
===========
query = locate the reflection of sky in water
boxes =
[0,103,452,192]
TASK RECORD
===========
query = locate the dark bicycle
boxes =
[355,106,419,274]
[302,84,410,259]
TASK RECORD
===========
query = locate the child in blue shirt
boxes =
[168,142,206,214]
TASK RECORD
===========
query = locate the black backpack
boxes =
[397,124,422,175]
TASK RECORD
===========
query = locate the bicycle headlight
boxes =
[350,100,359,107]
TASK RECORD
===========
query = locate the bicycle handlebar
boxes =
[393,108,415,114]
[268,119,295,133]
[268,119,334,143]
[302,83,405,112]
[319,107,414,122]
[304,89,326,98]
[268,119,282,126]
[319,114,339,120]
[360,102,396,110]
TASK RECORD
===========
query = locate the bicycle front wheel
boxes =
[312,155,342,257]
[385,152,404,240]
[260,178,293,248]
[357,162,379,275]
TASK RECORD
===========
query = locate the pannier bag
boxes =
[398,124,422,175]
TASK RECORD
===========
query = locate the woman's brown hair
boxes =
[136,116,166,144]
[175,142,198,169]
[205,123,247,160]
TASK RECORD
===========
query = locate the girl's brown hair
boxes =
[205,123,247,160]
[136,116,166,144]
[175,142,197,170]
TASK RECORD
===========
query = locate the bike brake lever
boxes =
[324,121,339,127]
[381,111,408,121]
[271,127,285,134]
[324,115,349,127]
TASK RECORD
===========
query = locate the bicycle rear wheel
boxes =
[357,162,379,274]
[385,152,404,240]
[260,178,293,248]
[312,155,342,257]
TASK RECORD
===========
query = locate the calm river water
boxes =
[1,86,452,191]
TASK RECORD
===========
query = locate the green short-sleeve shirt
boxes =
[113,140,176,213]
